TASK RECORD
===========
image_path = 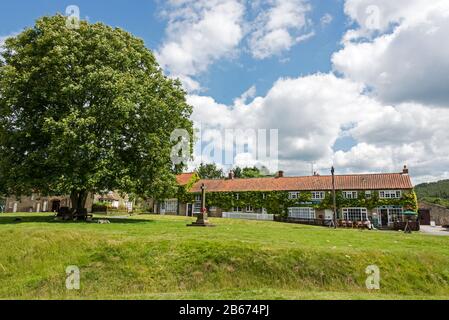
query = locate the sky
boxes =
[1,0,449,184]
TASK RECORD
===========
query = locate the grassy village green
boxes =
[1,213,449,300]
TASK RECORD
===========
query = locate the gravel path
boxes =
[420,225,449,236]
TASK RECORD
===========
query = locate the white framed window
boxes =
[342,208,368,221]
[164,200,178,213]
[378,207,404,225]
[288,207,315,220]
[311,191,325,200]
[193,203,202,213]
[288,192,300,200]
[233,207,242,212]
[246,205,253,212]
[262,193,266,199]
[193,195,202,213]
[389,208,404,223]
[343,191,358,199]
[234,193,240,200]
[365,191,372,199]
[379,190,402,199]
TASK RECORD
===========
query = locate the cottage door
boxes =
[380,209,389,227]
[418,209,431,225]
[187,204,193,217]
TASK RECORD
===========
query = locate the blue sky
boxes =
[0,0,347,104]
[1,1,449,183]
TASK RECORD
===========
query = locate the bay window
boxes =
[288,207,315,220]
[342,208,368,221]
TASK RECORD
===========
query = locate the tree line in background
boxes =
[196,163,274,180]
[415,180,449,209]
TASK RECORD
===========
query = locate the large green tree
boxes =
[233,166,273,178]
[0,15,193,212]
[196,163,224,180]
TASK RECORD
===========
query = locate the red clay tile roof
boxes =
[176,172,196,186]
[189,173,413,193]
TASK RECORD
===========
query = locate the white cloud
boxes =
[334,0,449,106]
[233,85,256,107]
[0,35,12,54]
[296,31,315,43]
[156,1,316,91]
[320,13,333,27]
[157,0,245,91]
[188,72,449,182]
[343,0,449,36]
[180,1,449,183]
[249,0,312,59]
[188,74,382,173]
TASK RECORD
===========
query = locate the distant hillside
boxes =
[415,179,449,208]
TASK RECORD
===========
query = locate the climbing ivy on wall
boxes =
[181,188,418,216]
[317,190,418,211]
[177,173,200,204]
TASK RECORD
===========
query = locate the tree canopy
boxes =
[196,163,224,180]
[0,15,193,211]
[233,166,273,178]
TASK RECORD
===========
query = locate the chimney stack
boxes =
[276,170,284,178]
[402,165,409,175]
[228,171,235,180]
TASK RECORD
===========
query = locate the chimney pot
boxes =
[276,171,284,178]
[402,165,409,175]
[228,171,235,179]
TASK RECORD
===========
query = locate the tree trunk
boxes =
[70,189,88,213]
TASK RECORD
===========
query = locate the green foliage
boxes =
[0,15,193,206]
[176,172,200,204]
[185,189,418,215]
[93,201,113,208]
[415,180,449,209]
[1,213,449,299]
[318,190,418,211]
[420,197,449,209]
[196,163,224,179]
[196,191,311,215]
[415,180,449,199]
[233,166,273,178]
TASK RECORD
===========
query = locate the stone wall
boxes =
[419,201,449,226]
[5,194,94,213]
